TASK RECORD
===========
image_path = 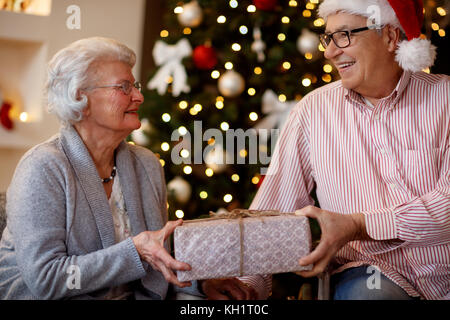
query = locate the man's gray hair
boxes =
[45,37,136,125]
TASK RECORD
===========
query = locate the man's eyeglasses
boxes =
[319,25,384,49]
[84,81,142,95]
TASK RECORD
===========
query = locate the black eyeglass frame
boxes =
[319,24,384,49]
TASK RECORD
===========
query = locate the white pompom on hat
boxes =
[318,0,436,72]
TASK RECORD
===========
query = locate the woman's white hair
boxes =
[45,37,136,125]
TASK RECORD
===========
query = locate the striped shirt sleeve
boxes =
[363,141,450,247]
[250,102,316,212]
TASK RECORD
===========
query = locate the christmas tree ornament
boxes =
[147,38,192,97]
[131,118,152,146]
[251,26,266,62]
[204,145,232,174]
[177,1,203,28]
[253,89,297,143]
[218,70,245,98]
[296,29,320,57]
[0,101,13,131]
[193,44,218,70]
[167,176,192,204]
[252,0,278,11]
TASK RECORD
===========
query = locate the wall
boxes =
[0,0,146,192]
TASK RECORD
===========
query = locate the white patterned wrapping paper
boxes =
[174,214,312,281]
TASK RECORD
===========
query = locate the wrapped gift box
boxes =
[174,210,312,281]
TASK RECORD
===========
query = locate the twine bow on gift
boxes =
[147,38,192,97]
[253,89,298,142]
[208,208,282,220]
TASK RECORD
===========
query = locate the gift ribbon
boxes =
[209,209,283,219]
[183,209,296,276]
[181,208,290,223]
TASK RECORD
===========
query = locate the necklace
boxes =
[101,166,117,183]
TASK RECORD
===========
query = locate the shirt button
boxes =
[415,235,421,240]
[374,114,381,120]
[390,184,397,190]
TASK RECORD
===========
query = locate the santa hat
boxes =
[318,0,436,72]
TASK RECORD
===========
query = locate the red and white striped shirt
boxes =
[244,71,450,300]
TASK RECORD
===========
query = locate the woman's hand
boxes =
[200,278,258,300]
[132,219,192,288]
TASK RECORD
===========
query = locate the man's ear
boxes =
[385,26,401,53]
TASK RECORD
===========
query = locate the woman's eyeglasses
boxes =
[84,81,142,95]
[319,25,384,49]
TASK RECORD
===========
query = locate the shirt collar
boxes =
[344,71,412,111]
[392,70,412,104]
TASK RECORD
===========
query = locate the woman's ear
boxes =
[81,105,90,117]
[77,90,90,117]
[76,89,85,101]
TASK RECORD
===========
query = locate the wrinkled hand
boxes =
[132,219,192,288]
[295,206,368,277]
[200,278,258,300]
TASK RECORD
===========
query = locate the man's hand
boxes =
[200,278,258,300]
[295,206,369,277]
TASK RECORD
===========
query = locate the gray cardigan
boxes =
[0,125,200,299]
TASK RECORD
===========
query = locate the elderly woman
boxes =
[0,37,255,300]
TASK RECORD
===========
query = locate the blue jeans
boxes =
[331,266,417,300]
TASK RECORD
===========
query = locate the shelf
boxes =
[0,9,50,42]
[0,7,54,149]
[0,37,47,118]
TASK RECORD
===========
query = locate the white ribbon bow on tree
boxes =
[253,90,297,142]
[147,38,192,97]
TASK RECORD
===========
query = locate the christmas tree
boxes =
[135,0,329,221]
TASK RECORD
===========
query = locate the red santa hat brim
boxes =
[318,0,401,29]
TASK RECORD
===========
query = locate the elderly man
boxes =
[242,0,449,300]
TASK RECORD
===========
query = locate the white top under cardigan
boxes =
[109,173,131,244]
[104,173,133,300]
